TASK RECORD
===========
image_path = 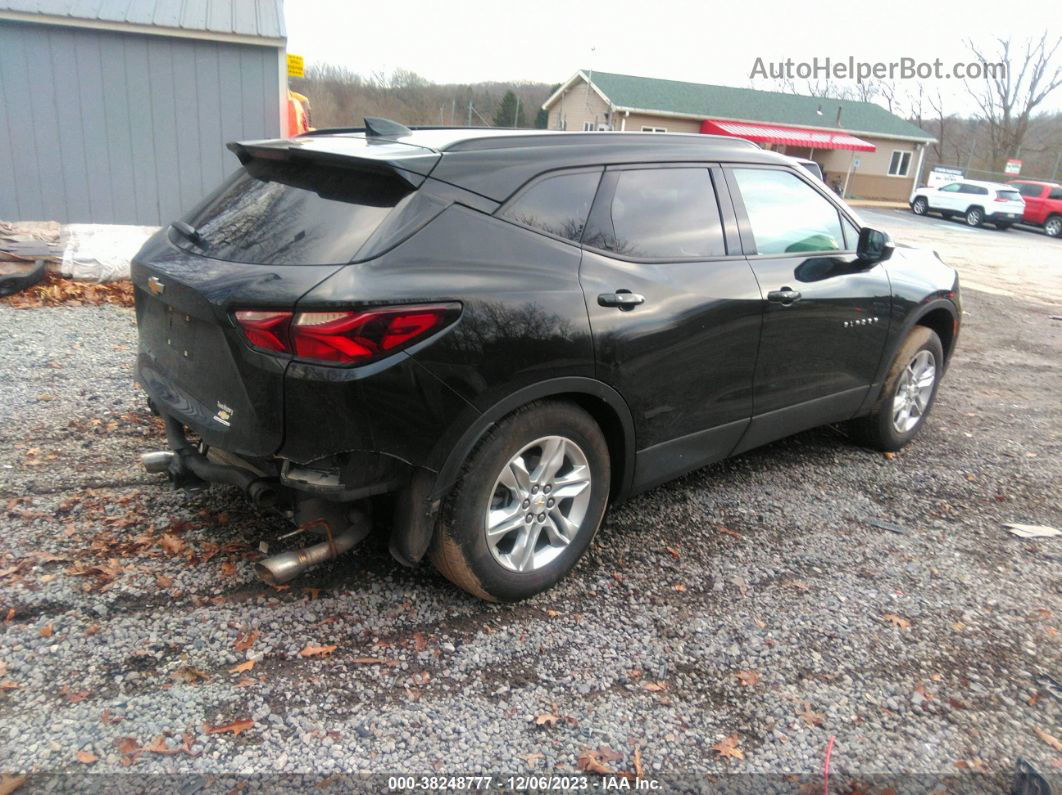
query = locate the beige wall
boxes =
[615,111,701,134]
[547,82,612,130]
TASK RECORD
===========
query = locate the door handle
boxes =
[767,288,802,305]
[598,291,645,310]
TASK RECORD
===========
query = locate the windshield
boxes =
[173,159,411,265]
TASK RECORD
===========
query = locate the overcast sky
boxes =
[285,0,1060,115]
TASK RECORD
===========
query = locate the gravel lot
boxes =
[0,244,1060,790]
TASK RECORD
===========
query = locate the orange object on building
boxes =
[287,90,312,136]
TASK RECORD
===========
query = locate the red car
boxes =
[1010,179,1062,238]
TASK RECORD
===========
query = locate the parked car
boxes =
[1009,179,1062,237]
[909,179,1025,229]
[791,156,824,182]
[133,121,961,601]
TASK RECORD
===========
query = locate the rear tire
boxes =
[911,197,928,216]
[429,401,610,602]
[1044,215,1062,238]
[965,206,984,227]
[847,326,944,452]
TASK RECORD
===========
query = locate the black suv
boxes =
[133,122,960,601]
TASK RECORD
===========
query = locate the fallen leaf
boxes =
[144,734,192,754]
[521,752,544,769]
[717,525,741,539]
[545,609,561,618]
[577,746,623,775]
[673,583,687,592]
[736,670,760,687]
[1034,727,1062,752]
[85,624,100,637]
[230,659,256,674]
[352,656,399,666]
[664,546,680,559]
[235,677,255,688]
[883,613,911,630]
[632,746,644,779]
[172,666,209,684]
[641,681,667,692]
[883,451,896,460]
[534,713,560,727]
[0,681,18,691]
[114,737,140,756]
[798,702,825,727]
[300,644,338,658]
[204,719,254,736]
[0,774,26,795]
[219,560,237,577]
[234,630,258,652]
[76,751,98,764]
[711,734,744,761]
[155,574,173,589]
[100,708,122,725]
[158,533,186,556]
[4,608,13,623]
[39,624,53,638]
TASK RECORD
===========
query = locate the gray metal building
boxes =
[0,0,287,225]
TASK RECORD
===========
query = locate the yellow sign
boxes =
[286,53,304,79]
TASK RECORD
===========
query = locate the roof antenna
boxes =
[364,117,412,138]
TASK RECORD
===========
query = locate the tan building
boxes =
[542,71,936,202]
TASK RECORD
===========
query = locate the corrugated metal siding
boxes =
[0,20,281,224]
[0,0,286,39]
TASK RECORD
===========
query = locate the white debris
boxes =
[60,223,159,282]
[1005,523,1060,539]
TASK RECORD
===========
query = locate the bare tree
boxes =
[966,34,1062,171]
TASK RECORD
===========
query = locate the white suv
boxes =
[910,179,1025,230]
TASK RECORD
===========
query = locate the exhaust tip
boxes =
[253,561,282,587]
[141,451,175,474]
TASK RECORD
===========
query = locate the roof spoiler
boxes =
[226,136,440,190]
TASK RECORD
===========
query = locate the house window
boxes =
[583,122,595,131]
[641,126,667,133]
[888,151,912,177]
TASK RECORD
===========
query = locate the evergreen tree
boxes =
[492,90,527,128]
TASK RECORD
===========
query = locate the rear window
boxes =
[173,159,411,265]
[996,190,1023,202]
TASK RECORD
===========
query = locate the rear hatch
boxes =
[133,136,439,457]
[994,188,1025,218]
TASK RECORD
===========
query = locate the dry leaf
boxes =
[673,583,687,592]
[219,560,237,577]
[155,574,173,589]
[664,546,680,559]
[144,734,192,754]
[798,702,824,727]
[883,451,896,460]
[100,708,122,725]
[642,681,667,692]
[0,774,26,795]
[114,737,140,756]
[1034,727,1062,752]
[737,670,760,686]
[204,719,254,736]
[300,644,338,658]
[172,666,209,684]
[577,747,622,775]
[352,656,399,666]
[234,630,258,652]
[534,713,559,727]
[717,525,741,539]
[235,676,255,688]
[412,632,428,651]
[521,752,544,769]
[39,624,53,638]
[711,734,744,761]
[632,746,644,779]
[158,533,186,556]
[76,751,98,764]
[883,613,911,629]
[230,659,256,674]
[545,609,561,618]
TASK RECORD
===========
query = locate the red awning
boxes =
[700,120,875,152]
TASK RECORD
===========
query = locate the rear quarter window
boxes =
[174,159,411,265]
[499,170,601,242]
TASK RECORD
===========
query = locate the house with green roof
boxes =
[542,70,936,201]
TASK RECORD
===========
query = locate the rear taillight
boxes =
[235,304,459,365]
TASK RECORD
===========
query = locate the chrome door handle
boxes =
[598,292,645,310]
[767,288,802,305]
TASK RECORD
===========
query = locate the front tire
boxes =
[965,206,984,227]
[430,401,610,602]
[847,326,944,452]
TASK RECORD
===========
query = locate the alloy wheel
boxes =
[892,350,936,433]
[484,436,592,573]
[912,198,927,215]
[1045,217,1062,237]
[966,208,983,226]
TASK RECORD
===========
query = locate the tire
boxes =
[965,206,984,227]
[847,326,944,452]
[1044,215,1062,238]
[429,401,610,602]
[994,222,1012,231]
[911,197,929,216]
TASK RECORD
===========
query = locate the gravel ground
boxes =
[0,285,1059,792]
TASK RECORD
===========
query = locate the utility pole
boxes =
[450,97,456,126]
[467,99,472,127]
[513,95,521,128]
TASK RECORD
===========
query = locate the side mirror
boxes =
[857,227,894,263]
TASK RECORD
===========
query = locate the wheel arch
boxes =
[388,377,637,567]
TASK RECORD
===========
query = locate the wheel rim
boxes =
[913,199,926,214]
[1046,218,1061,236]
[892,350,936,433]
[966,209,982,225]
[484,436,592,573]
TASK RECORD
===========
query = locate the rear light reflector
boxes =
[234,310,292,353]
[235,304,459,365]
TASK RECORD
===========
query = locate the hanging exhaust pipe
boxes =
[254,511,371,586]
[141,451,175,473]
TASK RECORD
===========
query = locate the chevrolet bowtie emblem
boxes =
[147,276,165,296]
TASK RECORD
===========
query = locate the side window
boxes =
[841,217,860,250]
[940,183,961,192]
[1016,183,1042,198]
[500,170,601,242]
[1048,188,1062,200]
[584,168,725,259]
[732,168,844,255]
